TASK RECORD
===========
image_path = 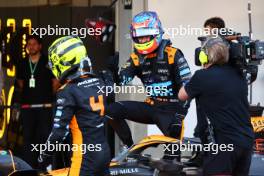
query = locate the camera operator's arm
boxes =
[178,87,189,101]
[178,70,203,101]
[179,71,211,144]
[118,56,139,85]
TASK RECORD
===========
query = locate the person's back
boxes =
[179,36,254,176]
[39,36,111,176]
[50,75,110,175]
[194,64,254,148]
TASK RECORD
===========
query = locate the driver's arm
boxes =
[174,50,192,87]
[118,57,138,85]
[178,70,203,101]
[43,85,75,155]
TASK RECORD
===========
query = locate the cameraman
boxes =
[193,17,226,140]
[178,36,254,176]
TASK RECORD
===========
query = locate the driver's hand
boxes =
[38,153,52,171]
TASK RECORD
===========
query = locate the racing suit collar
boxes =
[157,39,172,60]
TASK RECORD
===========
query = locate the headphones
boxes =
[199,37,227,65]
[199,48,209,65]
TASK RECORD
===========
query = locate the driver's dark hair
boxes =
[26,35,42,44]
[204,17,225,29]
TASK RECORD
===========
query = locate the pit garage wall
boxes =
[116,0,264,141]
[147,0,264,137]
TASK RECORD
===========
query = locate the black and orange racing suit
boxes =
[42,74,111,176]
[107,39,192,148]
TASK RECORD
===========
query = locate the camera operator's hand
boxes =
[38,153,52,171]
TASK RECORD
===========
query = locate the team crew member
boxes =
[39,36,111,176]
[106,11,191,161]
[194,17,226,141]
[16,35,59,168]
[178,36,254,176]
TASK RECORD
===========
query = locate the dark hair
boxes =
[26,35,42,44]
[204,17,225,29]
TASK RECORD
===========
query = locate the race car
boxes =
[1,135,203,176]
[1,133,264,176]
[1,105,264,176]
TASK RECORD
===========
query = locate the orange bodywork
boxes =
[47,117,264,176]
[251,116,264,133]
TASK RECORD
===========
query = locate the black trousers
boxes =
[106,101,186,147]
[21,108,53,169]
[203,144,252,176]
